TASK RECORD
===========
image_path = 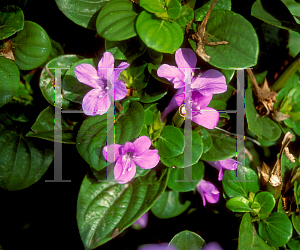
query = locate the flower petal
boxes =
[133,149,160,169]
[174,92,185,106]
[202,242,223,250]
[114,157,136,184]
[200,180,220,204]
[114,62,130,80]
[74,64,100,88]
[192,107,219,129]
[82,89,111,116]
[196,179,206,206]
[102,144,122,162]
[97,52,114,79]
[111,80,127,101]
[218,159,242,170]
[191,69,227,95]
[120,142,135,155]
[133,212,148,229]
[192,91,213,109]
[138,243,176,250]
[133,136,151,157]
[157,64,185,89]
[175,48,197,72]
[161,88,185,122]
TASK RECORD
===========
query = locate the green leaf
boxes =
[144,109,154,126]
[211,84,235,103]
[76,102,144,170]
[166,0,181,19]
[176,5,194,27]
[203,10,259,69]
[12,21,51,70]
[222,166,260,198]
[168,230,205,250]
[287,238,300,250]
[238,213,277,250]
[105,36,146,60]
[160,129,203,168]
[140,0,166,13]
[156,125,185,158]
[0,5,24,39]
[197,129,212,154]
[251,0,300,34]
[194,0,231,22]
[39,54,84,109]
[77,169,168,249]
[167,161,205,192]
[254,191,275,216]
[55,0,109,30]
[39,37,64,69]
[136,11,184,53]
[258,212,293,247]
[292,213,300,235]
[151,190,191,219]
[245,88,281,141]
[200,128,243,161]
[130,60,149,90]
[96,0,138,41]
[26,106,76,144]
[0,57,19,108]
[0,113,54,191]
[226,197,253,212]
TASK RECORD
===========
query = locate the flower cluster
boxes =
[157,48,227,129]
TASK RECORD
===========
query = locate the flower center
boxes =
[122,151,134,174]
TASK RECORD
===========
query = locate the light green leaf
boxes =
[168,230,205,250]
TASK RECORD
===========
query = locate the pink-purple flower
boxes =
[74,52,129,116]
[196,179,220,206]
[157,48,227,129]
[133,212,149,229]
[102,136,160,184]
[206,159,242,181]
[137,241,223,250]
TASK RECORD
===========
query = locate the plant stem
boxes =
[272,51,300,92]
[172,109,185,128]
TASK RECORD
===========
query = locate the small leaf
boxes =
[0,5,24,39]
[226,197,253,212]
[254,191,275,215]
[168,230,205,250]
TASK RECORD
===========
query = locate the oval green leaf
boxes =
[0,5,24,39]
[226,197,253,212]
[76,102,144,170]
[151,190,191,219]
[140,0,166,13]
[0,57,19,108]
[0,113,54,191]
[136,10,183,53]
[167,161,205,192]
[222,166,260,198]
[39,54,84,109]
[55,0,109,30]
[77,169,168,249]
[245,88,281,141]
[12,21,51,70]
[26,106,76,144]
[96,0,138,41]
[204,10,259,69]
[156,125,185,158]
[238,213,277,250]
[254,191,276,216]
[292,213,300,235]
[168,230,205,250]
[258,212,293,247]
[160,129,203,168]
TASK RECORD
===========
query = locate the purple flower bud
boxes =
[133,212,149,229]
[138,243,177,250]
[196,179,220,206]
[202,241,223,250]
[74,52,129,116]
[206,159,243,181]
[103,136,160,184]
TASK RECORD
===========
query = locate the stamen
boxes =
[122,151,133,174]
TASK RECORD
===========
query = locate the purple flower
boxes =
[138,243,177,250]
[102,136,160,184]
[196,179,220,206]
[202,242,223,250]
[157,48,227,128]
[74,52,129,116]
[133,212,149,229]
[206,159,242,181]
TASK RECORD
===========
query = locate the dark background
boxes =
[0,0,296,249]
